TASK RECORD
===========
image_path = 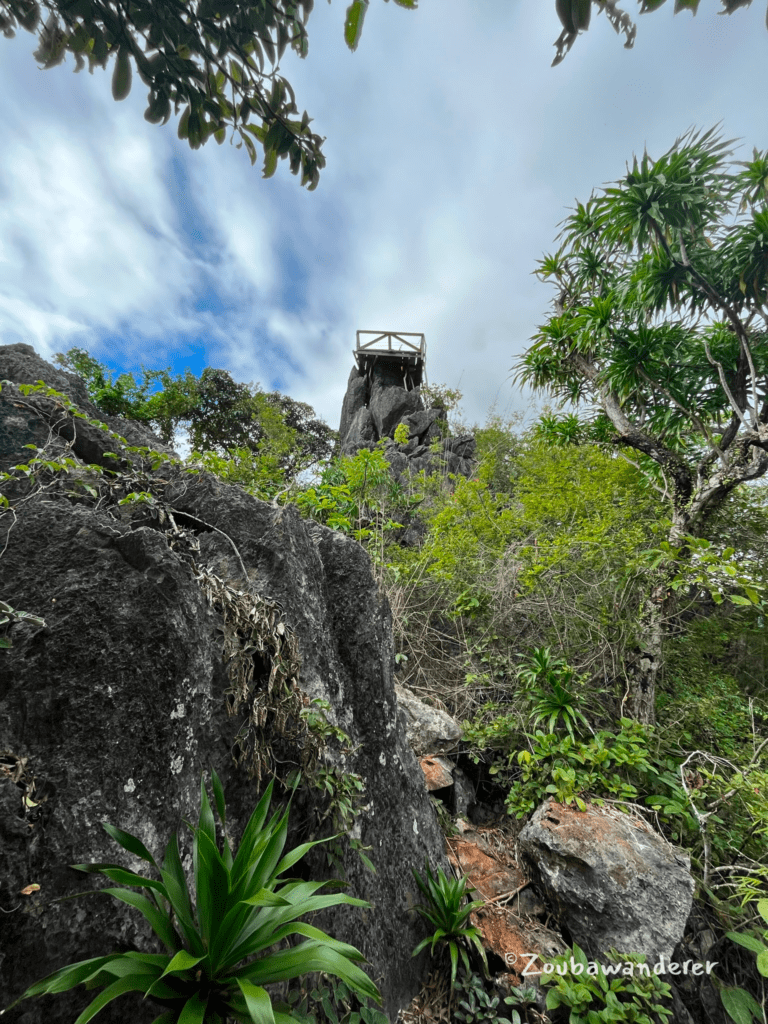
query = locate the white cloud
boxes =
[1,0,767,434]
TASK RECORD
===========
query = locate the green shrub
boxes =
[504,720,691,826]
[721,899,768,1024]
[285,975,388,1024]
[4,772,379,1024]
[452,970,521,1024]
[517,647,593,740]
[540,944,673,1024]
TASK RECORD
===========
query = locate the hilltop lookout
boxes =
[353,330,426,391]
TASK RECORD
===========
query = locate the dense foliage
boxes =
[514,127,768,722]
[53,348,336,488]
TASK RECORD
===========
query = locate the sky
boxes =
[1,0,767,440]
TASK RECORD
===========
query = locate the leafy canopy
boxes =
[0,0,417,185]
[516,126,768,543]
[53,348,336,484]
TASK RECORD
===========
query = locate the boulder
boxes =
[399,409,445,445]
[0,344,449,1023]
[395,685,462,755]
[519,800,694,961]
[450,767,476,817]
[419,755,454,791]
[445,434,477,460]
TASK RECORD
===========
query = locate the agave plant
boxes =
[4,770,380,1024]
[411,863,487,993]
[518,647,591,740]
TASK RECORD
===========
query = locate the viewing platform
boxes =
[353,330,426,391]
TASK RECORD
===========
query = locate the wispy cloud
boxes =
[1,1,767,433]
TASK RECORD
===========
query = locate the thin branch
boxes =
[702,337,749,428]
[635,363,729,472]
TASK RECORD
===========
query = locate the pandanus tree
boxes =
[516,126,768,723]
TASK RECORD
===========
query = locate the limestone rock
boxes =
[519,800,694,961]
[338,368,368,442]
[445,434,476,460]
[0,342,179,470]
[0,344,449,1023]
[342,406,378,454]
[450,767,476,817]
[446,831,564,989]
[395,685,462,755]
[334,361,476,503]
[399,409,446,445]
[368,380,423,439]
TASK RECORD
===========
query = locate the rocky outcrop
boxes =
[419,755,455,791]
[337,365,476,486]
[519,799,694,961]
[338,367,369,443]
[0,343,179,470]
[0,344,449,1023]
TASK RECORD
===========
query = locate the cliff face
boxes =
[0,344,447,1023]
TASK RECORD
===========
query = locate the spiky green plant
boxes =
[518,647,591,740]
[3,771,380,1024]
[411,863,487,993]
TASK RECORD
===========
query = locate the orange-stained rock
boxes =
[445,832,564,985]
[470,908,565,986]
[419,755,454,790]
[447,837,525,901]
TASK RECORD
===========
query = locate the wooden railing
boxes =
[355,331,426,359]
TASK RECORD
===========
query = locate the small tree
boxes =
[516,126,768,722]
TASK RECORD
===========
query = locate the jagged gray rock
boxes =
[338,367,368,443]
[0,344,449,1024]
[368,379,423,441]
[336,366,476,491]
[343,406,378,452]
[450,767,476,817]
[0,342,179,470]
[395,684,462,756]
[519,799,694,961]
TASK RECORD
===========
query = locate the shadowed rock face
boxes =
[519,799,694,961]
[0,344,448,1023]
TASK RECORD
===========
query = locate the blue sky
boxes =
[1,0,767,437]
